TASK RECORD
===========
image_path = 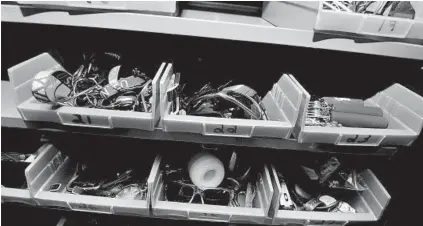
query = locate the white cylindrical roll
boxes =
[188,152,225,189]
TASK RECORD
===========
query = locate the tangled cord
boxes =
[65,163,148,199]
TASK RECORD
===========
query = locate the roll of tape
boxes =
[188,152,225,189]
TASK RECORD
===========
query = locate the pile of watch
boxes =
[50,162,148,200]
[167,76,268,120]
[162,146,258,207]
[31,52,153,112]
[277,157,367,213]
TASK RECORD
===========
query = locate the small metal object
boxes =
[278,173,295,210]
[294,184,312,201]
[319,157,341,184]
[245,182,256,208]
[228,151,237,172]
[167,73,181,115]
[49,183,62,192]
[140,80,153,112]
[71,186,84,195]
[304,198,324,211]
[316,195,339,211]
[115,95,136,107]
[333,201,356,213]
[306,98,336,127]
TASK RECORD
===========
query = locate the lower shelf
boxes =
[1,143,391,226]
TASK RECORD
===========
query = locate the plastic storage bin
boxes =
[17,1,178,16]
[150,155,274,224]
[33,146,159,216]
[159,64,306,139]
[292,76,423,146]
[268,165,390,226]
[1,143,62,206]
[316,1,423,39]
[8,53,166,131]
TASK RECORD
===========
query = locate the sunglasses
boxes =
[165,180,234,205]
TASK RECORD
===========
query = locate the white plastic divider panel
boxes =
[269,165,390,226]
[315,1,423,39]
[293,76,423,146]
[315,1,363,34]
[1,143,60,206]
[17,1,178,16]
[34,152,157,216]
[150,157,274,224]
[7,52,166,131]
[407,2,423,39]
[159,64,305,139]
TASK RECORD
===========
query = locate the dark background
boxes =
[2,20,423,226]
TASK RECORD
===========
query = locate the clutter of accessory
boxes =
[31,52,153,112]
[323,1,416,19]
[1,152,33,162]
[166,74,268,120]
[49,162,148,200]
[162,146,257,207]
[2,151,39,189]
[277,157,367,213]
[306,97,389,128]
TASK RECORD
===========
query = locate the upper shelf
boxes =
[2,4,423,60]
[1,80,397,156]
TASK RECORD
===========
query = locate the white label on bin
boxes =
[58,113,111,128]
[374,19,409,35]
[69,202,112,213]
[361,17,411,37]
[203,123,252,137]
[189,212,230,221]
[337,134,382,146]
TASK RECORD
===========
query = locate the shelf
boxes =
[1,80,27,128]
[2,4,423,60]
[1,81,396,156]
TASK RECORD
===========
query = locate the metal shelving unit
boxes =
[2,4,423,60]
[2,2,421,226]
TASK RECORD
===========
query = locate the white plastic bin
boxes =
[316,1,423,39]
[269,165,390,226]
[8,53,166,131]
[292,77,423,146]
[159,64,306,139]
[1,143,62,206]
[294,76,423,146]
[17,1,178,16]
[150,156,274,224]
[33,147,159,216]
